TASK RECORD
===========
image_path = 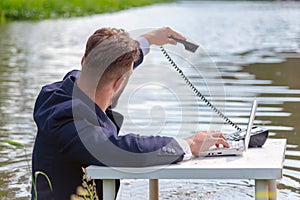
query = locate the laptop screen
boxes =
[244,99,258,151]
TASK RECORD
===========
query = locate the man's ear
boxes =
[112,75,126,93]
[81,56,85,66]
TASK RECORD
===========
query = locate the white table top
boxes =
[87,139,286,180]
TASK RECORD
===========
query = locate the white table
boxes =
[86,139,286,200]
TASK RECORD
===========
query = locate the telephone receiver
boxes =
[168,35,199,53]
[161,37,268,147]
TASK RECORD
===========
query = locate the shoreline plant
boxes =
[6,140,53,200]
[0,0,171,22]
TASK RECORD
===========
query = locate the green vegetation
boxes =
[6,140,53,200]
[71,168,99,200]
[7,140,97,199]
[0,0,171,21]
[33,171,53,200]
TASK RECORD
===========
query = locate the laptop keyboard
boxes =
[227,140,243,149]
[225,130,247,141]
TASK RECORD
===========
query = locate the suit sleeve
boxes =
[53,102,185,167]
[133,37,150,69]
[133,48,144,69]
[56,118,184,167]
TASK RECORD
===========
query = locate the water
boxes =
[0,1,299,199]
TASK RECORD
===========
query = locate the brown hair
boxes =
[82,28,140,86]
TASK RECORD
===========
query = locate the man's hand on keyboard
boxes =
[184,131,230,155]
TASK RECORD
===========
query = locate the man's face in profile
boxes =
[110,64,133,108]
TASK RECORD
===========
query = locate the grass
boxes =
[0,0,172,22]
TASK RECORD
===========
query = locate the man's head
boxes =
[80,28,140,108]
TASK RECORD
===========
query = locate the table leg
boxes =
[255,180,269,200]
[103,179,116,200]
[149,179,159,200]
[268,179,277,200]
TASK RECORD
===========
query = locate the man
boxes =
[32,27,229,199]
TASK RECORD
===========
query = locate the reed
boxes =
[6,140,53,200]
[7,140,97,199]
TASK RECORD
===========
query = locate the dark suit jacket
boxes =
[31,54,185,199]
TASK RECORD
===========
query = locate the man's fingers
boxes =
[168,38,177,45]
[164,27,186,43]
[216,133,229,148]
[211,132,229,148]
[217,133,227,141]
[210,131,227,141]
[215,138,230,148]
[199,131,228,149]
[168,29,186,40]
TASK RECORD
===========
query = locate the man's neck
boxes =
[76,76,112,112]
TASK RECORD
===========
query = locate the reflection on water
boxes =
[0,1,299,199]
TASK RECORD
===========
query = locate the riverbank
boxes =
[0,0,171,22]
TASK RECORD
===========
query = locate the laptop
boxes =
[199,99,258,157]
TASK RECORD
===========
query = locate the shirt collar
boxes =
[61,70,124,128]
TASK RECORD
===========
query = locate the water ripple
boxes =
[0,1,300,199]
